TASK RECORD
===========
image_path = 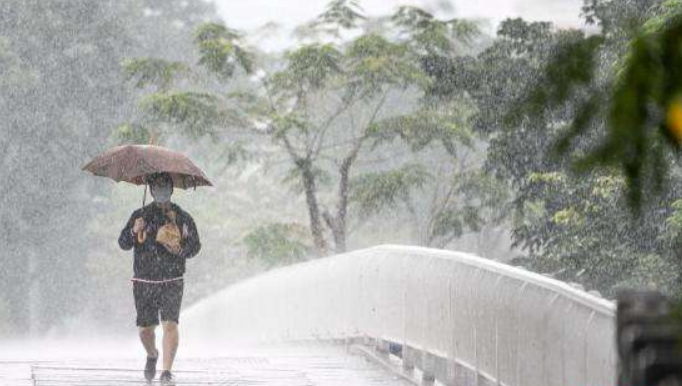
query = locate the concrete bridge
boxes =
[182,245,616,386]
[3,245,616,385]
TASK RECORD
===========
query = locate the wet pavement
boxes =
[0,345,412,386]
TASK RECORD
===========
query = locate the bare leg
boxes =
[139,326,159,358]
[161,321,179,371]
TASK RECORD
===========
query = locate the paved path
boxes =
[0,345,412,386]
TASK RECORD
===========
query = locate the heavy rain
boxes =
[1,0,682,385]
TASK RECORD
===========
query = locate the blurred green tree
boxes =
[121,1,485,257]
[0,0,219,336]
[463,1,682,295]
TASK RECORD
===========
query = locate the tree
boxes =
[467,1,682,295]
[122,1,481,257]
[0,0,220,336]
[511,171,680,295]
[0,0,144,335]
[511,0,682,209]
[243,223,312,266]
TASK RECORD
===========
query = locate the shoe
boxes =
[160,370,175,385]
[144,355,158,381]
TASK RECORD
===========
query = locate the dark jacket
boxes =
[119,202,201,280]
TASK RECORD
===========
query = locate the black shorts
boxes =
[133,280,184,327]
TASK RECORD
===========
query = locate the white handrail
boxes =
[183,245,616,386]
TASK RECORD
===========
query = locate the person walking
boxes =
[118,172,201,384]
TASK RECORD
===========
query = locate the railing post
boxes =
[493,276,504,386]
[422,350,436,385]
[401,252,409,369]
[403,345,417,373]
[416,258,431,382]
[515,283,529,386]
[562,302,573,386]
[448,275,457,386]
[583,311,596,386]
[544,293,560,386]
[473,268,484,386]
[376,338,390,358]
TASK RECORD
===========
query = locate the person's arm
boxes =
[180,212,201,259]
[118,211,138,251]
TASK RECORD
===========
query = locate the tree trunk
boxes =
[300,162,328,256]
[332,158,353,253]
[327,146,362,254]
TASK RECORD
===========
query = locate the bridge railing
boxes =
[184,245,616,386]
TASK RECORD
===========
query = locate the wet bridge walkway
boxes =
[0,345,412,386]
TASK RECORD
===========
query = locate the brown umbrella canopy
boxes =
[82,144,212,189]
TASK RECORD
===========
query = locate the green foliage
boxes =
[428,171,510,247]
[392,6,438,31]
[350,164,432,216]
[195,22,253,78]
[311,0,366,33]
[458,171,513,219]
[216,143,252,166]
[345,34,425,94]
[583,0,662,37]
[282,164,333,193]
[369,102,474,155]
[450,18,560,150]
[615,253,679,293]
[511,2,682,209]
[497,18,553,54]
[112,123,151,144]
[508,33,605,127]
[393,6,480,56]
[642,0,682,33]
[452,4,682,294]
[139,92,221,138]
[120,0,485,256]
[271,113,309,138]
[431,205,481,240]
[273,44,342,91]
[194,22,241,43]
[349,161,509,248]
[123,58,188,91]
[121,23,253,146]
[664,198,682,239]
[243,223,312,266]
[509,167,682,295]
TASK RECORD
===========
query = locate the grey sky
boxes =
[214,0,586,32]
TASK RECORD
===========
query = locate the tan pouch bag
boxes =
[156,210,182,253]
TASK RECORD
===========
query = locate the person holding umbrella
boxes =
[83,144,210,384]
[118,171,200,384]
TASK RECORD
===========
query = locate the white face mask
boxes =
[151,183,173,203]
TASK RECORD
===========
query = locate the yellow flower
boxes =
[666,97,682,142]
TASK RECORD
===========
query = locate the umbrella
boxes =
[82,144,212,190]
[82,144,212,244]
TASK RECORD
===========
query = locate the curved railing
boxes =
[183,245,616,386]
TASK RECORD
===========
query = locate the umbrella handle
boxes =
[137,183,149,244]
[142,183,148,207]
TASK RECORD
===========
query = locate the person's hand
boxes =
[133,218,146,234]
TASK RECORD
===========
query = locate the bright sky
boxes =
[215,0,584,30]
[214,0,585,50]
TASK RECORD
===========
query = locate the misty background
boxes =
[1,0,677,340]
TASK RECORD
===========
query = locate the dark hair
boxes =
[146,172,173,187]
